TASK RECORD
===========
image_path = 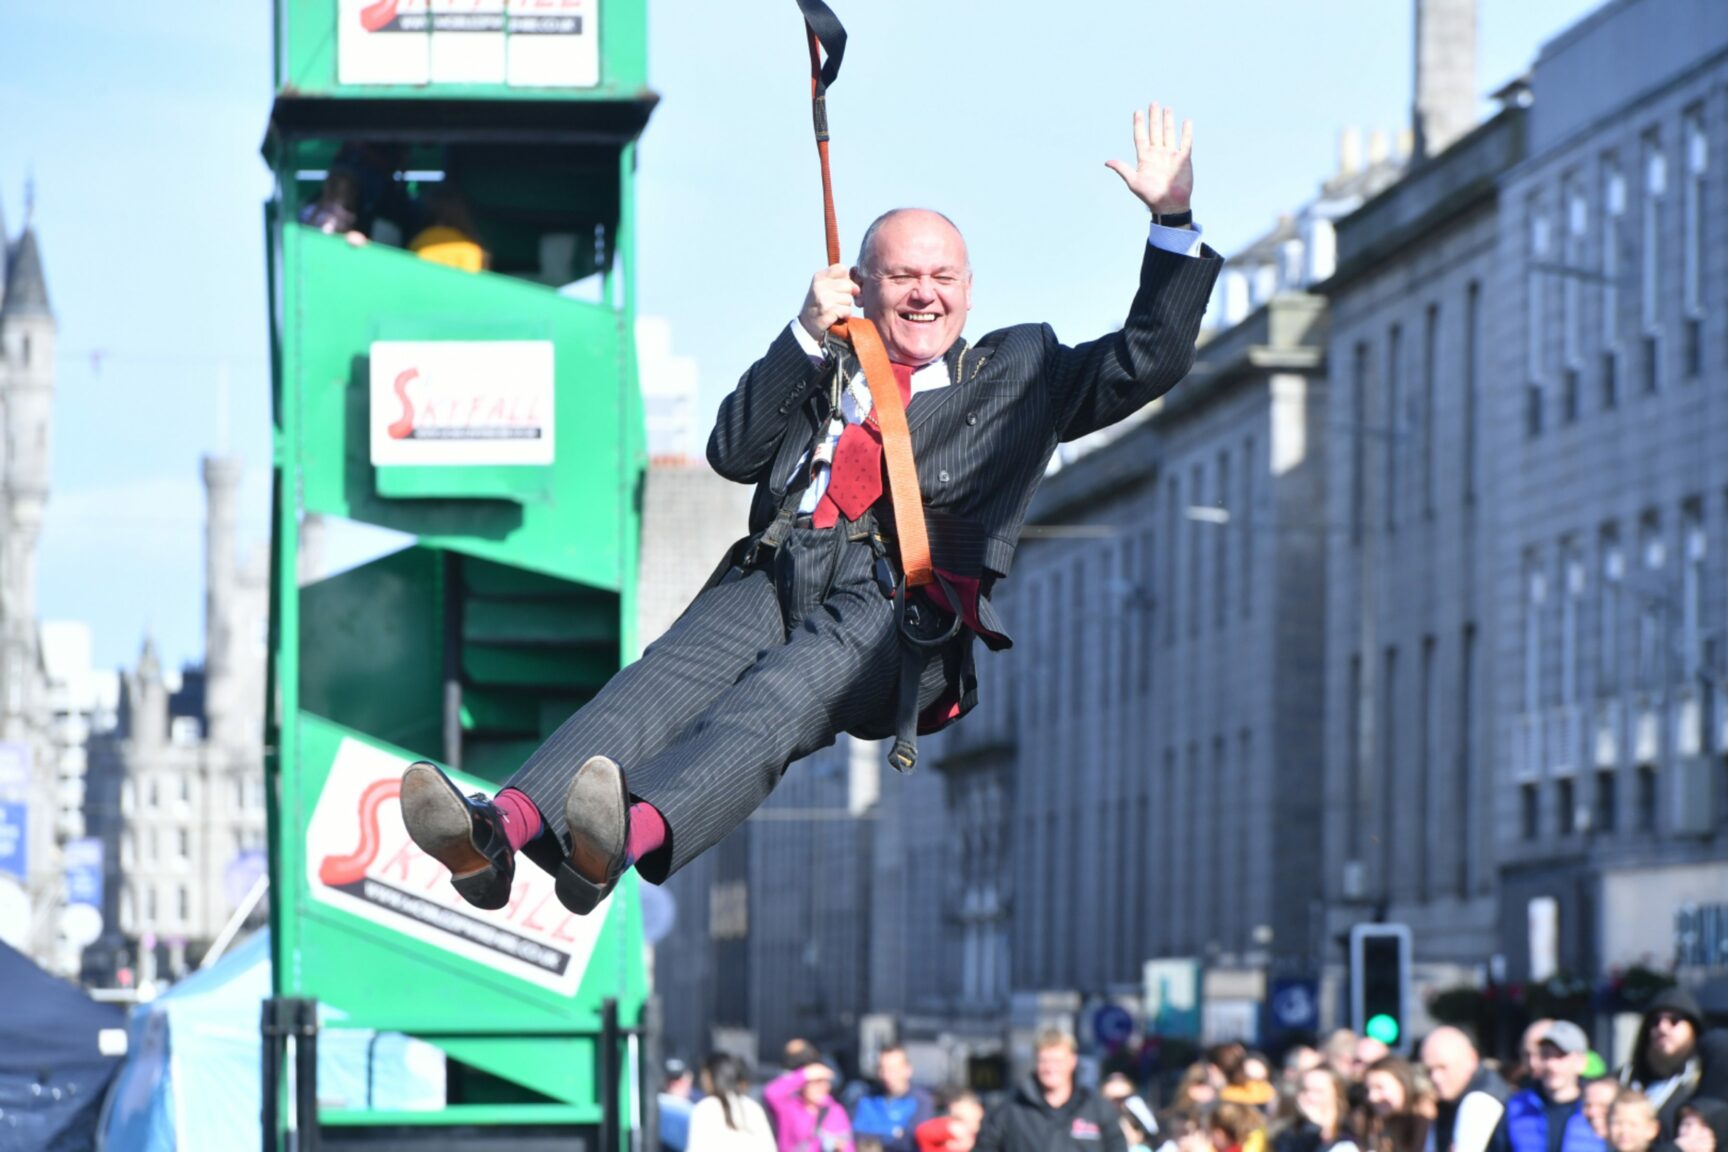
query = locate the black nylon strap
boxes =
[795,0,847,90]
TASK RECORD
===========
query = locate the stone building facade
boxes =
[82,456,268,983]
[1492,0,1728,991]
[1316,102,1525,1009]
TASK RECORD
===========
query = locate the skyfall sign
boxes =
[338,0,600,88]
[370,340,555,467]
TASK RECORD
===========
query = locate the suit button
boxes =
[938,469,951,483]
[966,413,978,426]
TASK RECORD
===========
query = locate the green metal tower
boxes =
[262,2,656,1146]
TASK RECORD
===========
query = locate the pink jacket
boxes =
[763,1068,854,1152]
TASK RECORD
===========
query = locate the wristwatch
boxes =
[1152,208,1193,228]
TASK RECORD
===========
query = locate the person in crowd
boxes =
[1421,1027,1510,1152]
[946,1093,985,1143]
[298,165,363,240]
[1214,1044,1277,1112]
[1122,1097,1161,1151]
[1359,1057,1433,1152]
[1176,1064,1223,1110]
[1675,1098,1728,1152]
[408,180,491,273]
[1618,988,1728,1139]
[1326,1034,1363,1083]
[1212,1101,1268,1152]
[975,1030,1126,1152]
[1499,1021,1605,1152]
[1358,1041,1394,1081]
[691,1054,776,1152]
[662,1058,698,1152]
[1516,1023,1558,1091]
[1161,1108,1214,1152]
[1582,1081,1622,1141]
[1273,1068,1359,1152]
[854,1046,936,1152]
[1287,1049,1326,1083]
[1604,1091,1661,1152]
[766,1060,854,1152]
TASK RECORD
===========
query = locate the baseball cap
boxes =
[1540,1021,1589,1055]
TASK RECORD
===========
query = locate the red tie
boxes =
[811,362,916,529]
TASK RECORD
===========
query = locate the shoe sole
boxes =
[400,762,511,910]
[556,755,627,916]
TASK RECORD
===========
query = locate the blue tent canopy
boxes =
[101,931,445,1151]
[0,938,125,1152]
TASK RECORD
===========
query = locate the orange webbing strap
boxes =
[844,317,933,587]
[799,1,934,588]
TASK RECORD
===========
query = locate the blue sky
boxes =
[0,0,1602,675]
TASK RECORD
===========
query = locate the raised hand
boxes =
[799,263,860,340]
[1105,102,1195,215]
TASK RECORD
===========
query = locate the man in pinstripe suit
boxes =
[401,103,1223,916]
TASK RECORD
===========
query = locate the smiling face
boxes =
[856,209,972,367]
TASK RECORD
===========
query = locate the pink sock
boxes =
[625,801,667,866]
[494,788,544,853]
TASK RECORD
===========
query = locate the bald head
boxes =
[1421,1027,1481,1103]
[856,208,969,271]
[853,208,973,366]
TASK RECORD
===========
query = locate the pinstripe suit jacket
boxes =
[707,240,1222,649]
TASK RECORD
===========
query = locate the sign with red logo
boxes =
[369,340,555,467]
[338,0,599,87]
[306,736,605,996]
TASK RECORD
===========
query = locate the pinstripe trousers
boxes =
[508,523,945,884]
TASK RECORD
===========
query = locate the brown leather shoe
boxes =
[399,761,515,910]
[554,755,629,915]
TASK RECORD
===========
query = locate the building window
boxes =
[1558,777,1576,836]
[1600,529,1623,691]
[1215,450,1229,630]
[1637,515,1664,690]
[1241,436,1255,619]
[177,886,190,924]
[1422,304,1438,516]
[1381,645,1399,889]
[1636,764,1658,831]
[1419,635,1437,897]
[1595,769,1618,834]
[146,885,158,922]
[147,828,159,864]
[1563,172,1587,419]
[1683,504,1705,671]
[1386,323,1402,532]
[1684,108,1707,376]
[1642,132,1666,391]
[148,778,159,810]
[1348,654,1362,860]
[1464,282,1479,503]
[1604,154,1625,404]
[1527,199,1549,435]
[1457,623,1476,896]
[1562,546,1583,706]
[177,773,190,806]
[1525,559,1547,715]
[1188,465,1202,639]
[177,827,190,863]
[1521,782,1541,841]
[1352,342,1368,542]
[1164,480,1178,646]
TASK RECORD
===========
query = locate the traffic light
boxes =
[1350,923,1411,1052]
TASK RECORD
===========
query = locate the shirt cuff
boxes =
[790,319,826,362]
[1147,219,1205,258]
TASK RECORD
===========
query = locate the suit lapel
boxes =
[907,339,988,433]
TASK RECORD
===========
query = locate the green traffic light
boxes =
[1366,1014,1401,1045]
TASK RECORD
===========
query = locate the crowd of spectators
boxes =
[659,991,1727,1152]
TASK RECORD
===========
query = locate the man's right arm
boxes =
[707,328,826,484]
[707,264,855,484]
